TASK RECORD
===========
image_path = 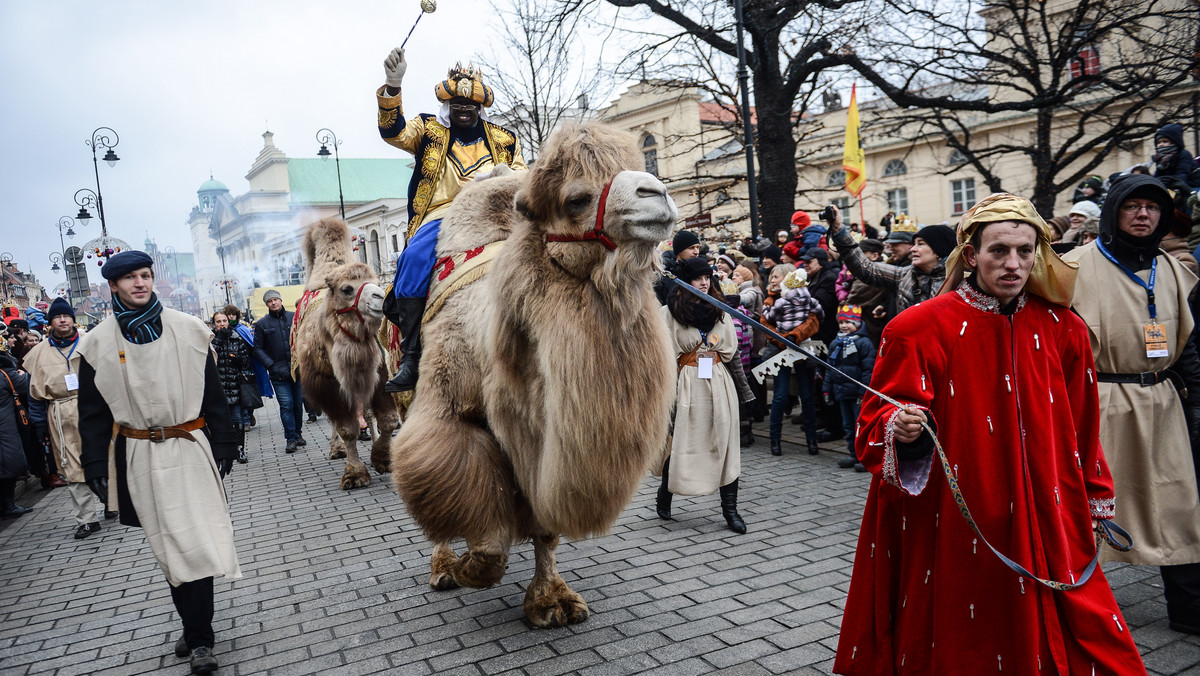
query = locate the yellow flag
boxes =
[843,83,866,198]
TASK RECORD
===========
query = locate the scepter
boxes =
[401,0,437,49]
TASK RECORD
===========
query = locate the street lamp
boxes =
[316,127,346,220]
[49,253,63,273]
[732,0,761,240]
[0,252,12,300]
[75,127,128,266]
[162,245,181,283]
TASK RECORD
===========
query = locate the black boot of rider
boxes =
[656,458,673,520]
[384,296,427,393]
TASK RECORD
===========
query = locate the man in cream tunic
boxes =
[24,297,107,538]
[77,250,240,675]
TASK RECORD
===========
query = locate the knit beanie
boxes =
[915,224,957,259]
[837,304,863,325]
[761,245,783,265]
[672,230,701,257]
[677,256,714,282]
[47,297,75,321]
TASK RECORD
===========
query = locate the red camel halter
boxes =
[545,176,619,251]
[333,282,371,342]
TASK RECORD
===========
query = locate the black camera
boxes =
[819,205,836,224]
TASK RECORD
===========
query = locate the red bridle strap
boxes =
[333,282,370,342]
[546,176,619,252]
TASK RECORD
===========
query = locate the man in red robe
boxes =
[833,194,1145,675]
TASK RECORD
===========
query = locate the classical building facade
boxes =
[188,131,413,316]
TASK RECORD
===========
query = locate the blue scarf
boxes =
[112,292,164,344]
[48,329,78,349]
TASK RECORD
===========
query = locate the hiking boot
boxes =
[189,646,218,674]
[285,440,298,454]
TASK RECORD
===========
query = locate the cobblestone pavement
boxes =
[1,406,1198,675]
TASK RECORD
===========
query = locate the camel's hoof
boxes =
[429,571,459,591]
[370,444,392,474]
[452,551,507,588]
[525,580,589,628]
[339,463,371,490]
[329,448,347,460]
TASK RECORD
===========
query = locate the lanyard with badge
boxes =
[695,331,719,379]
[1096,240,1168,358]
[59,335,80,391]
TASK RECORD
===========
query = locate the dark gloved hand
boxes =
[87,477,108,504]
[217,458,233,478]
[269,362,290,380]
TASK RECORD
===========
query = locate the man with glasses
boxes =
[1064,174,1200,635]
[376,50,526,392]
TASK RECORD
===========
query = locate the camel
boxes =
[390,122,678,627]
[292,218,400,489]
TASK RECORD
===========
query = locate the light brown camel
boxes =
[293,218,400,489]
[390,123,677,627]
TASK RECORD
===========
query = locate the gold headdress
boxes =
[434,62,494,108]
[892,213,918,233]
[939,193,1077,306]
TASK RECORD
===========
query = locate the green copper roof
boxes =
[287,158,413,207]
[199,177,228,193]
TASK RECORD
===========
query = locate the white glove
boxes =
[384,48,407,88]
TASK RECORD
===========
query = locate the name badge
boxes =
[1144,323,1169,358]
[64,373,79,391]
[696,350,716,379]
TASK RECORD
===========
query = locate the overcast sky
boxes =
[0,0,538,297]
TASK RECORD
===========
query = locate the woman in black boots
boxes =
[1,352,34,519]
[657,256,746,534]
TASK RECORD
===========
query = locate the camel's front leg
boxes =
[451,534,509,589]
[523,534,589,628]
[329,433,347,460]
[337,426,371,490]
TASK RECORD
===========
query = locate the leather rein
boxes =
[545,176,619,251]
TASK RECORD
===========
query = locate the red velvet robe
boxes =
[834,283,1145,675]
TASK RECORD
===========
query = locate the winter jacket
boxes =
[823,326,876,401]
[736,281,764,319]
[806,266,841,344]
[0,356,32,479]
[762,286,823,334]
[234,322,273,398]
[733,315,752,369]
[798,224,829,257]
[655,250,686,306]
[252,309,296,382]
[212,328,251,407]
[836,266,854,303]
[1153,123,1200,187]
[830,224,945,318]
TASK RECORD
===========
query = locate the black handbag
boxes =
[239,378,263,410]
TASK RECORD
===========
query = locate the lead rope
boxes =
[665,273,1132,590]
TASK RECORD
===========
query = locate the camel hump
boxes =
[303,217,356,291]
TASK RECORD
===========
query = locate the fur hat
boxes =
[672,230,701,257]
[782,268,808,289]
[47,298,74,321]
[915,224,957,259]
[677,256,714,283]
[434,63,494,108]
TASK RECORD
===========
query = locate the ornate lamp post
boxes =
[75,127,129,267]
[0,252,12,300]
[316,128,346,220]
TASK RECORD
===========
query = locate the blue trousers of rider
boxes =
[392,219,442,298]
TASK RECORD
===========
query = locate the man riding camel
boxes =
[376,48,526,392]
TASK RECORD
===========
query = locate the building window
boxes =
[642,134,658,176]
[833,197,853,213]
[826,169,846,187]
[951,178,976,215]
[886,188,908,213]
[949,149,968,166]
[883,159,907,177]
[1069,46,1101,82]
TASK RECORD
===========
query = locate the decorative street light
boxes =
[49,252,63,273]
[162,245,181,283]
[316,127,346,220]
[74,127,128,266]
[0,252,12,300]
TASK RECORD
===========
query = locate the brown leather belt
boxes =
[678,350,718,370]
[119,417,206,443]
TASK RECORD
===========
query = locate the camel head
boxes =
[325,262,386,325]
[516,123,678,289]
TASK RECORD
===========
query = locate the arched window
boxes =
[883,159,907,177]
[826,169,846,187]
[949,149,969,166]
[642,134,658,176]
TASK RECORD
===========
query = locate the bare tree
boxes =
[852,0,1198,215]
[479,0,613,160]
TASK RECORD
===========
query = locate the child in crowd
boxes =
[762,268,823,336]
[824,305,876,472]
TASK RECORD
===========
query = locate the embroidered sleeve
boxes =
[376,86,422,152]
[882,405,936,496]
[1089,497,1115,520]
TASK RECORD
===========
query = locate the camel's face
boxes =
[331,280,386,319]
[599,170,677,245]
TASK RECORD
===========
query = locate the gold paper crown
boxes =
[434,62,494,108]
[783,268,808,289]
[892,213,918,233]
[720,279,739,296]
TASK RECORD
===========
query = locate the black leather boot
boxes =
[656,459,673,520]
[384,296,427,393]
[719,479,746,534]
[740,423,755,447]
[770,439,782,456]
[807,436,820,455]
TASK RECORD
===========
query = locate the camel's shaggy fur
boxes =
[390,123,677,627]
[293,218,398,489]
